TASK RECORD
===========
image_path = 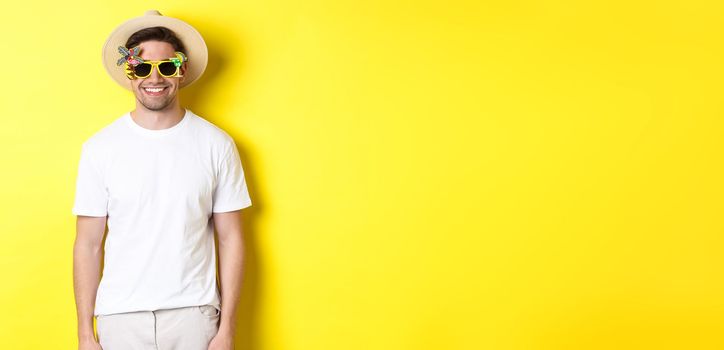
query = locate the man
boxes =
[72,10,251,350]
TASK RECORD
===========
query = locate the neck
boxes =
[130,102,185,130]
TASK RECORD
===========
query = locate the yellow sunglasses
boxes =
[125,59,184,79]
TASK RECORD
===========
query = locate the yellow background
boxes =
[1,0,723,349]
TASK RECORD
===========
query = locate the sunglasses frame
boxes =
[125,59,184,79]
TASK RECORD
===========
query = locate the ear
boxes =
[179,61,188,83]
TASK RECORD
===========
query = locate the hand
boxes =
[79,337,103,350]
[207,329,234,350]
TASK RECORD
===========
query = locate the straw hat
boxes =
[102,10,208,90]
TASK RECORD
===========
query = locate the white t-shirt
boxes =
[72,108,252,317]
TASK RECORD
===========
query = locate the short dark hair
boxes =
[125,26,186,53]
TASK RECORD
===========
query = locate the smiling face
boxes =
[129,40,187,111]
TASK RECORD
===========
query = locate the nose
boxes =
[145,64,164,83]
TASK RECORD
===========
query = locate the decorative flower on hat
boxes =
[116,45,144,67]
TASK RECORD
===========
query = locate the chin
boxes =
[145,103,172,111]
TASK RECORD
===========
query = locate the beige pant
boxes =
[96,305,220,350]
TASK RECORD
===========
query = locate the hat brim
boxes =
[102,12,208,91]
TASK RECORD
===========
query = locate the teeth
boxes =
[144,87,165,92]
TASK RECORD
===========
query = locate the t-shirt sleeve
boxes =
[212,140,252,213]
[72,143,109,217]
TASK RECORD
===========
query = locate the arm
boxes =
[73,215,106,345]
[213,209,246,339]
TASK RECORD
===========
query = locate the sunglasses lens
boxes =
[158,62,178,76]
[133,63,152,77]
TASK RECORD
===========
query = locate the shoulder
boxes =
[186,110,237,150]
[80,113,127,153]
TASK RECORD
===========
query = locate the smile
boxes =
[142,86,168,96]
